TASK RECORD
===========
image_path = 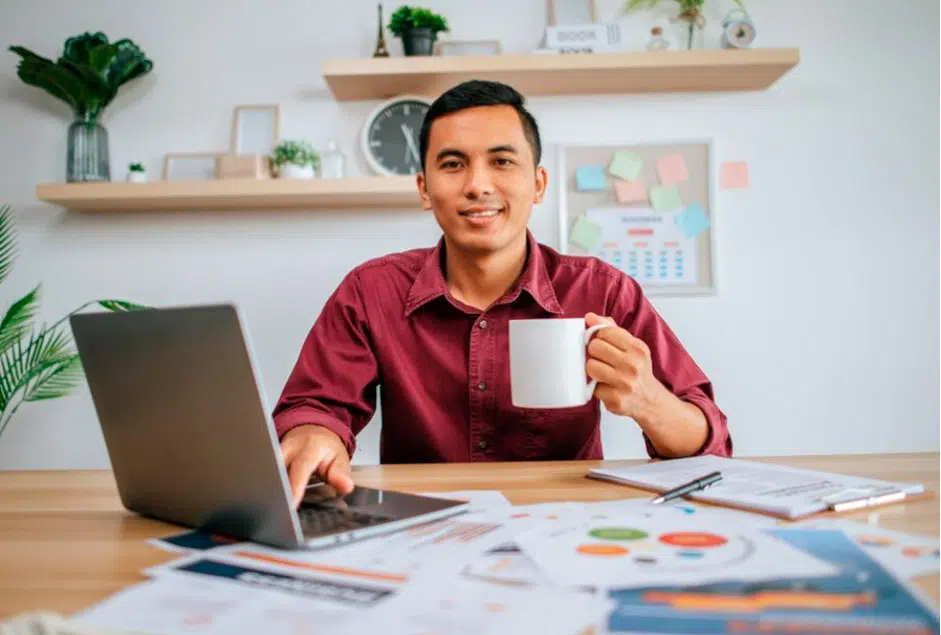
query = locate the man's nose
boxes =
[462,164,495,199]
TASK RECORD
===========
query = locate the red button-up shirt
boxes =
[272,231,732,463]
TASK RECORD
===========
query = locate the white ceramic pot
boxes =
[126,171,147,183]
[278,164,315,179]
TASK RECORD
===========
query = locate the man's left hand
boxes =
[584,312,666,418]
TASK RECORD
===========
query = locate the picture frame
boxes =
[230,104,280,156]
[547,0,597,26]
[557,139,718,297]
[162,152,222,181]
[433,40,502,56]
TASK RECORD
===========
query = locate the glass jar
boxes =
[673,10,705,50]
[67,112,110,182]
[320,138,346,179]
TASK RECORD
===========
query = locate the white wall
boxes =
[0,0,937,469]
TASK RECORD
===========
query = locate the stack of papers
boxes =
[69,489,939,635]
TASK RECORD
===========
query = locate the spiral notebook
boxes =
[588,455,929,520]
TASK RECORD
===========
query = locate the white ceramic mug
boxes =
[508,318,611,408]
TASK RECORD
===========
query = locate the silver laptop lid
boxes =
[70,304,305,548]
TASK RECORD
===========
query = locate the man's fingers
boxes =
[587,337,623,368]
[586,357,621,387]
[322,450,354,496]
[287,451,321,507]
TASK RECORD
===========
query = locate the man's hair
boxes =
[418,80,542,171]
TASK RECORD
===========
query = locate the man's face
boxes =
[417,105,547,256]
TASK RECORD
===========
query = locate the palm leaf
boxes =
[23,354,83,402]
[0,285,40,355]
[0,204,17,284]
[9,49,88,113]
[98,299,148,312]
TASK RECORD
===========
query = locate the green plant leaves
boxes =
[0,205,16,285]
[0,286,40,356]
[9,32,153,119]
[388,5,449,36]
[23,354,83,402]
[97,300,148,312]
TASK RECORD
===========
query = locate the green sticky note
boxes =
[570,216,603,250]
[649,184,682,212]
[608,150,643,182]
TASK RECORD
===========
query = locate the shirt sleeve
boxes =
[271,269,379,458]
[608,273,732,458]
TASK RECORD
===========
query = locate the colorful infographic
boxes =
[606,529,940,634]
[515,515,837,589]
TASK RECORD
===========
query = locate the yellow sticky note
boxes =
[570,216,603,250]
[608,151,643,182]
[657,154,689,185]
[720,161,750,189]
[613,180,647,204]
[649,184,682,212]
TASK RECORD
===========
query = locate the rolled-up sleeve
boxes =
[610,275,733,458]
[272,270,379,458]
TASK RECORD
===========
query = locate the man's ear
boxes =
[533,165,548,204]
[416,172,432,210]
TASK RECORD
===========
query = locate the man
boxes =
[274,80,731,506]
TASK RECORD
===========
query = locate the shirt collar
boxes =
[404,230,562,317]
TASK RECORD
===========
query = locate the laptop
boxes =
[69,303,469,550]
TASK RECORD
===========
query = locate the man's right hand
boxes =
[279,425,354,507]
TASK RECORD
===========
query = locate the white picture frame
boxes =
[162,153,221,181]
[231,104,280,156]
[557,139,718,297]
[547,0,596,26]
[433,40,502,56]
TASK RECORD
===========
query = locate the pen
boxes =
[651,470,722,505]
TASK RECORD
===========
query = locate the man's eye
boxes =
[440,160,461,169]
[494,158,514,166]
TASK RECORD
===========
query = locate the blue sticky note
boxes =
[675,203,711,238]
[575,166,606,191]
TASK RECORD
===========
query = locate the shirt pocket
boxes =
[515,403,599,460]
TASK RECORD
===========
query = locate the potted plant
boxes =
[0,204,147,441]
[388,5,449,56]
[9,32,153,183]
[270,140,320,179]
[624,0,745,50]
[126,162,146,183]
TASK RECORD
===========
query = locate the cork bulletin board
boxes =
[558,141,717,296]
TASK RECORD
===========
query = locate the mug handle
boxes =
[584,323,612,403]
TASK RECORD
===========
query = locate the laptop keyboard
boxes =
[298,506,393,535]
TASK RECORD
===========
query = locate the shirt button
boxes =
[478,440,488,450]
[478,320,488,329]
[477,382,487,391]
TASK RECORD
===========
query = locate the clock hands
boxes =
[401,123,421,167]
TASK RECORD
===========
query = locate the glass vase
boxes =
[673,10,705,50]
[67,113,110,182]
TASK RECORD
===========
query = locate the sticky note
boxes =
[675,203,711,238]
[720,161,750,189]
[575,166,606,191]
[608,151,643,181]
[657,154,689,185]
[649,184,682,212]
[613,180,647,204]
[569,216,603,250]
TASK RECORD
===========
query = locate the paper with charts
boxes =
[584,206,698,286]
[515,513,838,588]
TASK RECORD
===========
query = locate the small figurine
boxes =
[372,4,390,58]
[646,26,670,51]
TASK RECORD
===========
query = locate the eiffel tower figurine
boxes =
[372,4,390,58]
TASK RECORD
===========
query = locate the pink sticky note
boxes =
[720,161,750,189]
[657,154,689,185]
[613,180,647,204]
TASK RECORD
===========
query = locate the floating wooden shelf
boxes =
[35,177,421,212]
[322,48,800,101]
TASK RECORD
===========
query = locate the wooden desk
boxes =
[0,453,937,619]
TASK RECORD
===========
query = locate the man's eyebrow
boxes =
[435,148,468,162]
[488,144,518,154]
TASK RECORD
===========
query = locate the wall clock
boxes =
[361,95,432,176]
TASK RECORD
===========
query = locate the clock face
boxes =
[364,98,430,176]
